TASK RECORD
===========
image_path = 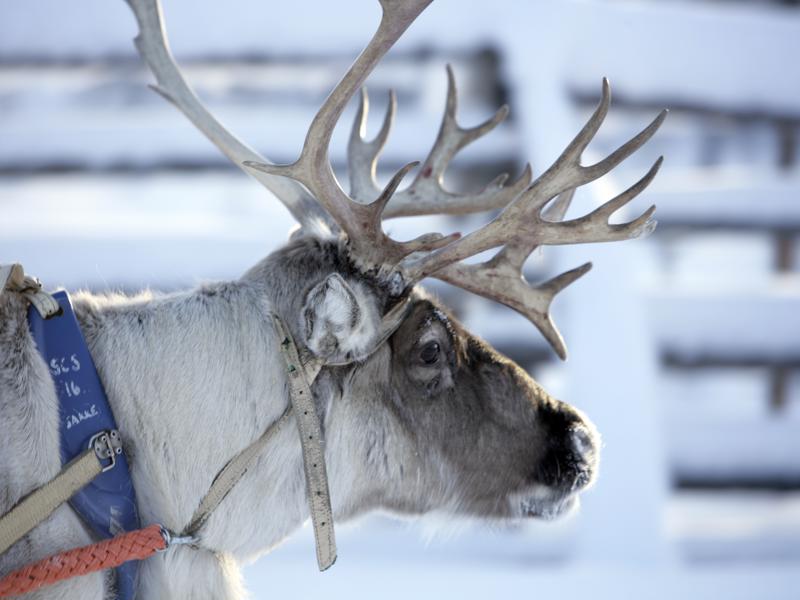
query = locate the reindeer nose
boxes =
[567,424,597,491]
[534,405,599,492]
[570,424,594,460]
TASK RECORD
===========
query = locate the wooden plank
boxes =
[647,171,800,229]
[667,418,800,482]
[0,57,517,170]
[651,286,800,358]
[562,3,800,118]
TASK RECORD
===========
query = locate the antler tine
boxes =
[539,187,577,224]
[403,79,667,283]
[435,258,592,360]
[246,0,462,269]
[125,0,330,228]
[534,156,663,245]
[347,65,533,218]
[348,88,397,203]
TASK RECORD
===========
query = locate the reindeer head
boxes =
[127,0,664,523]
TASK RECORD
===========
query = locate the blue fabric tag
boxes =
[28,291,140,600]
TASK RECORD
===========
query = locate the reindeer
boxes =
[0,0,666,598]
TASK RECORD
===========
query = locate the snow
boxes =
[242,509,800,599]
[650,285,800,359]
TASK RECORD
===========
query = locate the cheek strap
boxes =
[270,313,336,570]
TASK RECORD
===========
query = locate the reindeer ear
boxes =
[300,273,379,361]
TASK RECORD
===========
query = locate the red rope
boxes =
[0,524,166,597]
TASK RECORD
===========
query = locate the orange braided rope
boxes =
[0,524,166,597]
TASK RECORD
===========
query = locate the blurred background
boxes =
[1,0,799,598]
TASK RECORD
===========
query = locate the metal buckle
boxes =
[89,429,123,472]
[158,527,198,551]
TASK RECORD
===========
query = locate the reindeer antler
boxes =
[128,0,666,359]
[245,0,462,271]
[432,189,588,360]
[348,66,532,218]
[403,80,665,280]
[400,80,666,357]
[125,0,330,228]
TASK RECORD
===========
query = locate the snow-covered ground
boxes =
[240,511,800,600]
[2,0,799,597]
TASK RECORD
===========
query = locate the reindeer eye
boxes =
[419,341,440,365]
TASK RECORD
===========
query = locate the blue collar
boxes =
[28,291,141,600]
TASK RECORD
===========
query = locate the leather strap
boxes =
[0,450,103,555]
[271,314,337,571]
[0,264,61,319]
[182,406,292,537]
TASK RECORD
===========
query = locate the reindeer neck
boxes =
[70,282,310,560]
